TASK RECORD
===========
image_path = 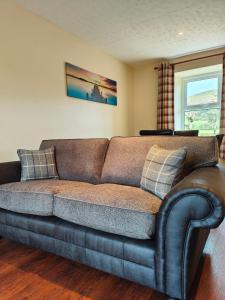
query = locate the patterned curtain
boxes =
[220,54,225,159]
[157,63,175,130]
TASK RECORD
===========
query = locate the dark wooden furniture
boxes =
[140,130,173,136]
[174,130,199,136]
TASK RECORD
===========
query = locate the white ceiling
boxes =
[16,0,225,64]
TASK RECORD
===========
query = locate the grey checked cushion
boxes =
[140,145,187,199]
[17,147,59,181]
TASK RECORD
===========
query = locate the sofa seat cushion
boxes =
[0,180,92,216]
[54,184,162,239]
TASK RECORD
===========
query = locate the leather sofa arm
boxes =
[0,161,21,185]
[155,167,224,300]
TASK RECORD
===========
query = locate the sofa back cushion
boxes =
[40,139,109,184]
[101,136,218,187]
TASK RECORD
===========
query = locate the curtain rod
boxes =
[154,52,225,70]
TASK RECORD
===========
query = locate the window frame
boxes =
[180,71,222,130]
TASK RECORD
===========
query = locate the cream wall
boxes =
[133,47,225,135]
[0,0,133,162]
[132,60,160,135]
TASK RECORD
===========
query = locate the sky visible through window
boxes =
[187,77,218,97]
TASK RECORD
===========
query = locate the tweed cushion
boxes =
[54,183,162,239]
[141,145,187,199]
[101,136,218,187]
[40,139,109,184]
[0,180,92,216]
[17,147,58,181]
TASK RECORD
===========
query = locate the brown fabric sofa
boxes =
[0,136,224,300]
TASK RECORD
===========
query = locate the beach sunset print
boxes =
[65,63,117,106]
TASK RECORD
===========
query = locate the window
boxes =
[175,65,222,136]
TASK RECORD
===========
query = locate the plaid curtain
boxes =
[220,54,225,159]
[157,63,174,130]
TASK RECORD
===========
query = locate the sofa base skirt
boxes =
[0,213,156,290]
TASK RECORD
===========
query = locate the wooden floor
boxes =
[0,221,224,300]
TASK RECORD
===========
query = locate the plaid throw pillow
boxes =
[140,145,187,199]
[17,147,59,181]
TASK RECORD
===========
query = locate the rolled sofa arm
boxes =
[0,161,21,185]
[155,167,225,300]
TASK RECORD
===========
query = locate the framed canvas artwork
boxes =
[65,62,117,106]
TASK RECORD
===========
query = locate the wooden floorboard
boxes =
[0,220,224,300]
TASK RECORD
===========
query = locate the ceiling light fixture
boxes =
[178,32,184,36]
